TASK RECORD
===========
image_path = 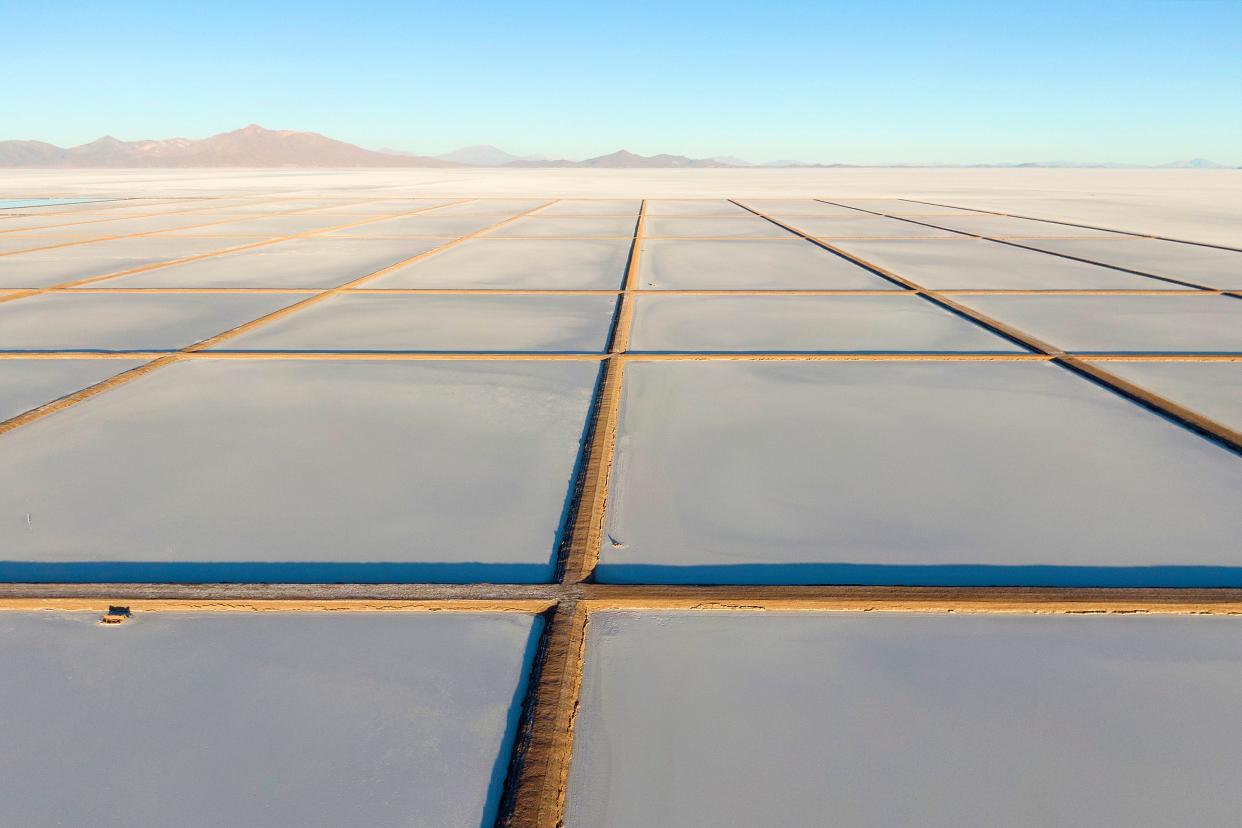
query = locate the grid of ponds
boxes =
[1,191,1240,826]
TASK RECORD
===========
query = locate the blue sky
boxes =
[4,0,1239,163]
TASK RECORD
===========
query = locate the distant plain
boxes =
[3,168,1240,247]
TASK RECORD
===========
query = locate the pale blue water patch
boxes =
[0,197,112,210]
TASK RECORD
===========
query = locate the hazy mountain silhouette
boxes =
[431,145,554,165]
[504,149,733,168]
[0,125,456,167]
[0,126,1234,169]
[1156,158,1229,169]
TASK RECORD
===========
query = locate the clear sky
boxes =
[4,0,1239,164]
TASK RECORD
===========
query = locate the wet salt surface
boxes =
[0,358,148,421]
[0,292,301,351]
[599,360,1242,586]
[1084,360,1242,433]
[636,238,896,290]
[99,237,445,289]
[370,238,632,289]
[0,359,598,582]
[1014,237,1242,290]
[954,294,1242,353]
[0,610,541,828]
[567,612,1242,828]
[213,293,617,353]
[0,236,254,289]
[830,238,1190,290]
[627,294,1023,353]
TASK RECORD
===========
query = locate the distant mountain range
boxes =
[998,158,1231,170]
[0,125,1235,169]
[431,145,549,166]
[1153,158,1231,169]
[0,125,454,168]
[506,150,733,169]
